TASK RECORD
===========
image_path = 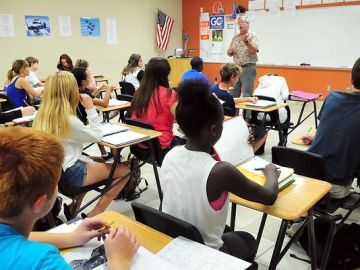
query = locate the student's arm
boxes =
[17,77,43,97]
[245,34,259,54]
[234,96,258,104]
[104,227,140,270]
[0,106,36,124]
[207,162,279,205]
[93,86,114,107]
[29,218,111,249]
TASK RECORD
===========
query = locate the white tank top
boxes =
[123,68,141,90]
[161,146,229,249]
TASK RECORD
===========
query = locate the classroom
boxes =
[1,0,360,269]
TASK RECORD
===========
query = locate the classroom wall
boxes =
[182,0,353,95]
[0,0,182,86]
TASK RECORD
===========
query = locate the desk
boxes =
[94,77,110,85]
[230,167,331,270]
[236,102,289,146]
[0,98,6,103]
[96,101,131,122]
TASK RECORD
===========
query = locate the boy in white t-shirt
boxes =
[25,56,45,88]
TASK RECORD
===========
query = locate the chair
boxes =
[0,93,16,112]
[272,146,360,270]
[116,94,133,122]
[131,202,205,244]
[119,81,135,96]
[223,106,235,117]
[250,95,292,146]
[123,118,164,206]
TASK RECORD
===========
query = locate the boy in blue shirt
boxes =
[0,127,139,270]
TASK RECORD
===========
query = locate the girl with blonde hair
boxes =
[6,59,43,108]
[34,71,129,218]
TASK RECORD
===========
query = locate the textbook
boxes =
[245,100,277,108]
[100,123,128,137]
[101,130,149,147]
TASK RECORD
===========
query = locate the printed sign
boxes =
[209,16,224,29]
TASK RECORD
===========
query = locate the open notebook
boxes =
[245,100,276,108]
[108,99,129,106]
[100,123,128,137]
[101,130,149,147]
[213,116,294,190]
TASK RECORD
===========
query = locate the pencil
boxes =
[98,221,114,232]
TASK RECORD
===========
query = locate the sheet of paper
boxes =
[157,237,251,270]
[101,130,149,147]
[106,18,117,45]
[0,14,15,37]
[58,16,72,36]
[100,123,128,137]
[108,99,128,106]
[213,116,254,166]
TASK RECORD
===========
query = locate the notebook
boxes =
[101,130,149,147]
[100,123,128,137]
[108,99,128,106]
[245,100,277,108]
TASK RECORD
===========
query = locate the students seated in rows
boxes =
[212,63,258,116]
[181,57,211,86]
[308,57,360,199]
[6,59,43,108]
[33,71,129,218]
[72,67,115,160]
[75,59,110,96]
[25,56,45,88]
[161,79,279,263]
[0,127,139,270]
[131,57,185,155]
[121,54,144,90]
[57,53,73,71]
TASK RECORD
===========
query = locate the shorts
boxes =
[63,160,87,187]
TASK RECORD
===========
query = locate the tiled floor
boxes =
[59,99,360,270]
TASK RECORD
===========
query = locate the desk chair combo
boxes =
[116,94,132,123]
[272,146,360,270]
[119,81,135,96]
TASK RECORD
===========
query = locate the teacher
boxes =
[227,16,259,99]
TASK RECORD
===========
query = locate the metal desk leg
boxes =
[230,203,237,231]
[256,214,268,253]
[269,220,288,270]
[313,100,318,128]
[307,209,318,270]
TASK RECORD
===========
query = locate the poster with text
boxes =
[25,15,50,36]
[80,17,100,36]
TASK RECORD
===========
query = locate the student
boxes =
[121,54,144,90]
[181,57,211,86]
[0,127,139,270]
[212,63,258,116]
[72,67,115,160]
[161,79,279,263]
[33,71,129,218]
[131,57,185,155]
[6,59,43,108]
[25,56,45,87]
[0,106,36,124]
[57,54,74,71]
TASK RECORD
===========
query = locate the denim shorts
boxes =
[63,160,87,187]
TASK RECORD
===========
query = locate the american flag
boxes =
[156,10,174,50]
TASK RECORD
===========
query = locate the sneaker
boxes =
[102,152,113,161]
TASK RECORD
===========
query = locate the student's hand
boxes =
[79,94,94,109]
[104,227,140,270]
[247,97,258,103]
[21,106,36,116]
[301,135,314,145]
[264,163,280,180]
[70,218,111,246]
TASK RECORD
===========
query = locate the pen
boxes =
[254,167,265,171]
[23,99,29,106]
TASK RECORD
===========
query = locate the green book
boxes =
[278,175,295,191]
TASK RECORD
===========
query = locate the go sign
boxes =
[209,16,224,29]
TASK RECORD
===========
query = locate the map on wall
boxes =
[80,17,100,36]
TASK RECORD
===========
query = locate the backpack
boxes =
[33,197,64,231]
[115,156,148,201]
[298,215,360,269]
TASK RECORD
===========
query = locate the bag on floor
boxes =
[299,216,360,270]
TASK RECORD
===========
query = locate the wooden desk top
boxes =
[96,101,131,112]
[97,211,172,253]
[0,98,6,103]
[95,77,110,83]
[230,169,331,220]
[100,123,162,149]
[235,102,288,112]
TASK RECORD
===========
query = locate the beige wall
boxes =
[0,0,182,86]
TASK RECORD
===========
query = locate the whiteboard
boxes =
[251,5,360,68]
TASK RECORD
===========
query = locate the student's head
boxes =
[71,67,88,88]
[75,59,89,69]
[122,54,143,75]
[352,57,360,90]
[33,71,79,138]
[57,54,73,71]
[132,57,171,117]
[238,16,250,34]
[176,79,224,145]
[0,127,64,219]
[7,59,29,82]
[220,63,242,86]
[190,57,204,72]
[25,56,39,71]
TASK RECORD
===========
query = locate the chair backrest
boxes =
[119,81,135,96]
[131,202,205,244]
[116,94,133,102]
[0,93,16,111]
[124,118,164,166]
[272,146,325,180]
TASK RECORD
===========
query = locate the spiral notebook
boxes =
[101,130,149,147]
